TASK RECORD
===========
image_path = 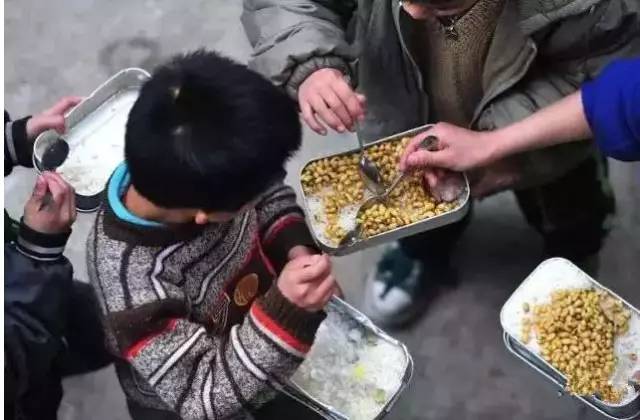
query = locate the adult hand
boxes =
[298,68,366,135]
[277,254,337,312]
[467,159,520,198]
[399,122,494,173]
[25,96,83,140]
[23,172,77,234]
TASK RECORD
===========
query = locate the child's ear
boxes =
[194,211,210,225]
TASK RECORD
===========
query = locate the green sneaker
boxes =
[362,244,434,328]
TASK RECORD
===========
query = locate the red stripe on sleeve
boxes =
[124,318,179,360]
[250,304,311,354]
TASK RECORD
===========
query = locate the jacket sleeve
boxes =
[477,0,640,189]
[4,111,34,177]
[255,182,318,272]
[581,59,640,162]
[4,221,73,403]
[106,283,324,419]
[241,0,357,99]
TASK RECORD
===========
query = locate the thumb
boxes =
[32,175,48,199]
[27,175,48,208]
[406,150,450,170]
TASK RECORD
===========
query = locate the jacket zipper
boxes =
[392,4,426,105]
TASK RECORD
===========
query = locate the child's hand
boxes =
[277,254,336,312]
[25,96,83,140]
[288,245,317,260]
[23,172,77,234]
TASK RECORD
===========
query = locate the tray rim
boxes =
[298,124,471,256]
[500,257,640,411]
[503,332,640,420]
[32,67,150,209]
[33,67,150,166]
[286,296,414,419]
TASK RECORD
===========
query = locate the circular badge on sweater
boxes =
[234,273,259,306]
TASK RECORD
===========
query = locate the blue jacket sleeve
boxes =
[581,59,640,162]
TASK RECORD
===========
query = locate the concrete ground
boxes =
[4,1,639,419]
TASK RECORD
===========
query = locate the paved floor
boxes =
[5,1,640,419]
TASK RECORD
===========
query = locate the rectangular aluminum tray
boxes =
[298,124,471,256]
[279,296,414,420]
[500,258,640,420]
[33,68,150,212]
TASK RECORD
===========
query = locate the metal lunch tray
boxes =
[298,124,471,256]
[500,258,640,420]
[279,296,414,420]
[33,68,150,212]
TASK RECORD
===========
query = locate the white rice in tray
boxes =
[57,89,138,196]
[292,310,408,420]
[501,258,640,405]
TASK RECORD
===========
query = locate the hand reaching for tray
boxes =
[26,96,83,140]
[399,128,466,202]
[298,68,366,135]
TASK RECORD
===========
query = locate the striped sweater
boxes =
[87,166,323,419]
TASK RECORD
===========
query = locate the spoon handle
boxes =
[355,122,366,153]
[382,134,438,197]
[385,171,407,197]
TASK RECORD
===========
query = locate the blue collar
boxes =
[107,163,163,227]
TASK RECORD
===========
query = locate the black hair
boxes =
[125,50,301,212]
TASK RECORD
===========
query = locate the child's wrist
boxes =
[254,286,326,349]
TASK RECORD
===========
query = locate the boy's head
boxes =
[125,50,301,224]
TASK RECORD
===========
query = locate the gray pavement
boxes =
[5,1,640,419]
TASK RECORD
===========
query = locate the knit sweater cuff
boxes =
[251,286,325,355]
[16,218,70,261]
[264,216,319,271]
[5,116,34,168]
[285,55,353,101]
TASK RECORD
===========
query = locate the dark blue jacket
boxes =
[582,59,640,161]
[4,110,72,420]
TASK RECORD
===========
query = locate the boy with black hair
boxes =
[88,50,337,419]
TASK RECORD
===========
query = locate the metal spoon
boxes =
[355,124,386,196]
[338,172,408,247]
[339,135,439,247]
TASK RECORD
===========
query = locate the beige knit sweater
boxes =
[411,0,506,126]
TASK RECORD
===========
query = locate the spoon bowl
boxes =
[355,124,386,195]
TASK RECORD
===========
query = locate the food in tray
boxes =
[57,90,137,196]
[292,310,407,420]
[301,137,460,244]
[521,288,632,402]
